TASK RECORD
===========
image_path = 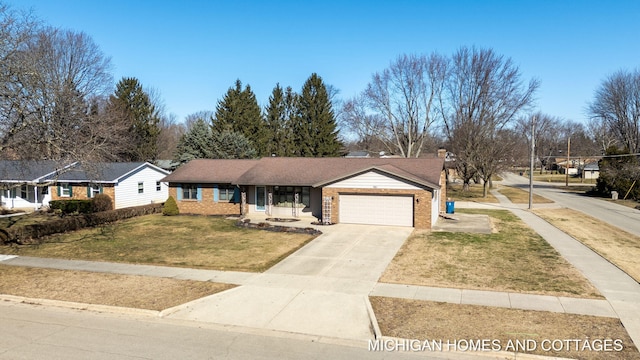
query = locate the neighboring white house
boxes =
[0,160,76,210]
[52,162,170,209]
[582,163,600,180]
[1,161,170,211]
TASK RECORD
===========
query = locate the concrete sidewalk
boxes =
[489,188,640,350]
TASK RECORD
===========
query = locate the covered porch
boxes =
[1,183,51,210]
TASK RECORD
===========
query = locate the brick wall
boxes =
[321,187,433,229]
[51,183,115,204]
[168,185,241,216]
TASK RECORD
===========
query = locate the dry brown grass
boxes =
[533,173,597,184]
[2,214,317,272]
[497,185,554,204]
[0,265,234,310]
[534,208,640,282]
[380,209,601,298]
[447,183,499,203]
[370,297,639,360]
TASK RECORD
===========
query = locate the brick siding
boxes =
[51,183,116,204]
[168,185,241,216]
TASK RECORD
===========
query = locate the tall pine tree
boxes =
[265,84,296,156]
[174,118,213,163]
[213,79,268,157]
[110,77,160,161]
[295,73,342,157]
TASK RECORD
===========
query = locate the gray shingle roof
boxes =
[0,160,74,182]
[53,162,167,183]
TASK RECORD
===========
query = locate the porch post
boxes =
[33,184,39,210]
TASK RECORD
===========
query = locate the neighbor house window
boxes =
[138,182,144,194]
[182,184,198,200]
[273,186,310,207]
[156,181,161,191]
[59,183,72,197]
[88,184,101,198]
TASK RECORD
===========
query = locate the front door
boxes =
[256,186,266,211]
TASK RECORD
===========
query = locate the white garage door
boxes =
[339,194,413,227]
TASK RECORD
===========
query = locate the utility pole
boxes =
[529,116,535,210]
[565,137,571,187]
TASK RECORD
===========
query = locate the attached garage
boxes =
[338,194,414,227]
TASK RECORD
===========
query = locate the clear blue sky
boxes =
[12,0,640,125]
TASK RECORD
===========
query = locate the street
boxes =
[0,301,491,360]
[500,172,640,237]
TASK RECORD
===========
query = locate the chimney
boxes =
[437,148,447,158]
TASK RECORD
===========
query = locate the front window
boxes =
[88,185,101,198]
[138,182,144,194]
[182,184,198,200]
[273,186,310,208]
[219,185,235,201]
[60,183,71,197]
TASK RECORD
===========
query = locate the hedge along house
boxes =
[162,154,447,229]
[49,162,170,209]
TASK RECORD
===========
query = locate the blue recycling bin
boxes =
[446,200,455,214]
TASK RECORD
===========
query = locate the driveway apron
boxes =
[164,224,413,340]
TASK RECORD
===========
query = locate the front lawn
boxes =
[371,297,638,360]
[380,209,601,298]
[497,185,553,204]
[0,265,234,311]
[447,183,498,203]
[2,214,317,272]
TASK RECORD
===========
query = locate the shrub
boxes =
[162,196,179,216]
[92,194,113,212]
[49,200,93,214]
[6,203,163,244]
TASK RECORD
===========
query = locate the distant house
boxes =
[0,161,170,210]
[582,163,600,180]
[162,154,447,229]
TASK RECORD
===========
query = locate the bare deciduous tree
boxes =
[1,20,116,163]
[589,69,640,153]
[157,113,186,159]
[443,47,539,195]
[357,53,447,157]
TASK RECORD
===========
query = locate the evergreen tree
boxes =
[295,73,342,157]
[111,77,161,161]
[596,146,640,200]
[174,118,213,163]
[213,79,268,156]
[212,129,257,159]
[265,84,295,156]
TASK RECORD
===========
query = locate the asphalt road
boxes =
[500,172,640,237]
[0,302,493,360]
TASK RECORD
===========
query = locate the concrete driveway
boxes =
[164,224,413,340]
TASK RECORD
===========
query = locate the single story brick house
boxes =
[162,154,447,229]
[0,161,169,210]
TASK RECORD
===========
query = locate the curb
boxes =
[0,294,160,318]
[364,295,382,339]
